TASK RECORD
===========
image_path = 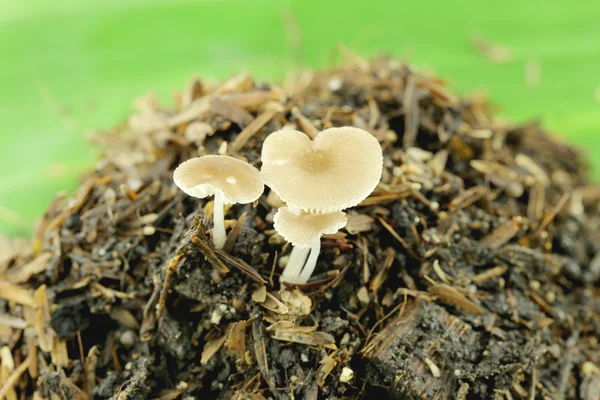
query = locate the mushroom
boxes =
[261,127,383,213]
[274,206,347,284]
[173,155,264,249]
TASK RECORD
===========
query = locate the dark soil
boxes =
[1,57,599,400]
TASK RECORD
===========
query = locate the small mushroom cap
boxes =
[173,155,264,204]
[261,127,383,213]
[273,206,347,249]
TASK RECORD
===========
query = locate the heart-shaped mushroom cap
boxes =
[173,155,264,204]
[261,127,383,213]
[274,207,347,248]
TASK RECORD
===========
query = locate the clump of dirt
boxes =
[1,57,599,400]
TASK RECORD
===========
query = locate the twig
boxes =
[217,251,267,284]
[534,193,570,237]
[156,252,186,319]
[0,355,31,398]
[191,235,230,275]
[377,217,420,259]
[362,294,407,353]
[291,107,319,139]
[231,109,277,152]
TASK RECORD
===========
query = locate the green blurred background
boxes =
[2,0,600,237]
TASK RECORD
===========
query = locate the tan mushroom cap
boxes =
[273,207,347,249]
[173,155,264,204]
[261,127,383,213]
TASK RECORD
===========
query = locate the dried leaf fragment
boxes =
[316,354,337,387]
[251,286,267,303]
[424,357,441,378]
[271,329,336,350]
[226,320,247,362]
[279,289,312,316]
[33,285,54,352]
[428,284,484,315]
[252,319,275,388]
[345,212,375,234]
[201,333,227,364]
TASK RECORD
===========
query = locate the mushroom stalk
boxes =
[280,240,321,285]
[212,189,227,249]
[297,240,321,284]
[281,246,310,283]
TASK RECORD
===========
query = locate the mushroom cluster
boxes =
[172,126,382,285]
[262,127,383,284]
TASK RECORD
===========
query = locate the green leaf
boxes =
[2,0,599,236]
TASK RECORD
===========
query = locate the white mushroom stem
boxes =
[212,189,227,249]
[281,246,310,282]
[297,240,321,284]
[280,240,321,285]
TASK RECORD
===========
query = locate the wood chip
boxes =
[403,78,420,149]
[472,266,508,284]
[0,282,33,307]
[516,153,549,186]
[449,186,488,210]
[0,356,31,399]
[109,307,140,330]
[0,314,27,330]
[220,91,281,109]
[3,252,51,283]
[480,218,522,249]
[33,285,54,353]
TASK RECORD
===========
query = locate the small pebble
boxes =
[120,330,137,347]
[340,333,350,346]
[529,280,541,290]
[340,367,354,383]
[328,77,343,91]
[357,286,370,304]
[142,226,155,235]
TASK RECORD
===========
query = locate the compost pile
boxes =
[1,57,599,400]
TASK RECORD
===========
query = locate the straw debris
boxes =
[1,56,598,399]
